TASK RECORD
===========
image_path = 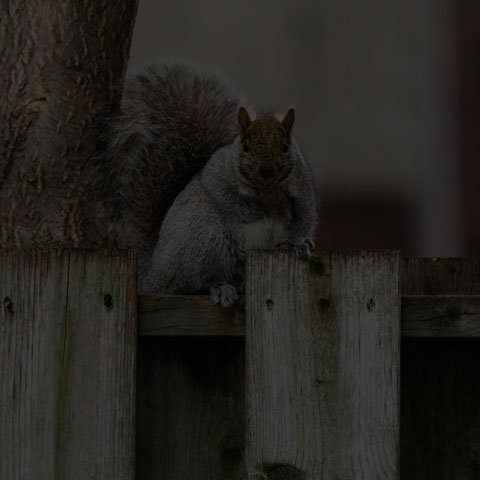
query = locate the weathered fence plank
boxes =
[401,258,480,479]
[402,341,480,479]
[402,258,480,295]
[136,338,245,479]
[0,249,137,480]
[0,250,69,480]
[245,250,401,479]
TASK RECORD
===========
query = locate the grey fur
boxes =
[144,134,317,306]
[93,61,243,275]
[92,60,316,303]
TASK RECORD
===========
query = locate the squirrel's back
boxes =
[95,61,242,267]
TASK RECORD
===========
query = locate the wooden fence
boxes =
[1,249,479,479]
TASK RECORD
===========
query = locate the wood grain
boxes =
[402,257,480,295]
[139,294,245,336]
[402,295,480,338]
[401,257,480,480]
[245,250,401,479]
[138,293,480,340]
[0,249,137,479]
[0,250,69,479]
[136,338,245,479]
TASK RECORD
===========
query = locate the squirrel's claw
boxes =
[210,283,238,308]
[294,242,312,260]
[297,237,315,259]
[304,237,315,250]
[276,238,314,260]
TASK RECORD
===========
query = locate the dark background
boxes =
[128,0,480,258]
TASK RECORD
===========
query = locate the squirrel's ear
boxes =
[238,106,252,139]
[281,107,295,136]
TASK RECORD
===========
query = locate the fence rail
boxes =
[138,294,480,339]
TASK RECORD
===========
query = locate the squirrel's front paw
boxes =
[300,238,315,259]
[294,241,313,260]
[210,283,238,308]
[276,238,314,260]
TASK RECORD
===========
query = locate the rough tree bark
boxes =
[0,0,138,248]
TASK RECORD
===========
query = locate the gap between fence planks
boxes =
[138,294,480,339]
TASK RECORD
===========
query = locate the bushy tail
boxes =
[95,61,242,266]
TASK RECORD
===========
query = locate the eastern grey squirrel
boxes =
[96,61,317,305]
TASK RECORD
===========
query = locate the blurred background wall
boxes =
[127,0,480,257]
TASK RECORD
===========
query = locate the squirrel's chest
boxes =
[255,189,290,218]
[239,218,288,250]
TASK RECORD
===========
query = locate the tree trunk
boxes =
[0,0,138,248]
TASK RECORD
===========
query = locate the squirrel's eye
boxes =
[283,143,289,153]
[243,142,249,153]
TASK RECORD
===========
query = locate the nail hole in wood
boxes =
[104,294,113,311]
[4,297,14,314]
[366,297,375,311]
[317,297,330,311]
[266,299,274,310]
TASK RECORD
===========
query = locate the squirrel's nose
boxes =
[259,163,274,179]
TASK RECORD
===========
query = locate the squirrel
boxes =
[94,61,317,305]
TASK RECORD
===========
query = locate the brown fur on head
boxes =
[237,106,296,188]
